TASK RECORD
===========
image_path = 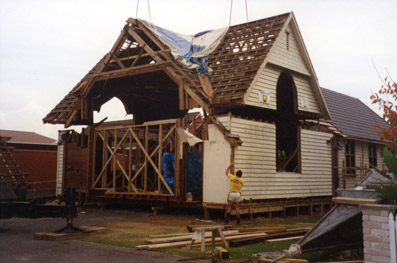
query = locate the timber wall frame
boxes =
[90,119,182,201]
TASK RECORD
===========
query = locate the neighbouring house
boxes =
[321,88,390,190]
[44,12,383,216]
[0,129,57,198]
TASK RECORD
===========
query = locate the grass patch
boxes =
[78,235,141,248]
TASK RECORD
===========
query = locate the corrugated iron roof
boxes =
[0,130,56,144]
[321,88,390,142]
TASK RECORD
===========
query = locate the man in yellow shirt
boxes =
[225,163,244,225]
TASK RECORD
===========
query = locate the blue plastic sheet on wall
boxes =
[162,152,175,191]
[187,152,202,195]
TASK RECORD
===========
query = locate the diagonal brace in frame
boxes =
[129,127,174,195]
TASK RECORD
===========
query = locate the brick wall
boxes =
[361,204,397,263]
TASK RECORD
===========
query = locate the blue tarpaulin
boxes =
[162,152,175,191]
[161,152,202,195]
[140,19,228,73]
[187,152,201,195]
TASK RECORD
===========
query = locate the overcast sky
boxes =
[0,0,396,140]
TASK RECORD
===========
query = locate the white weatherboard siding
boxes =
[244,65,278,110]
[244,66,321,115]
[224,117,276,200]
[267,24,310,76]
[203,124,231,204]
[300,129,333,196]
[216,117,332,201]
[294,73,321,114]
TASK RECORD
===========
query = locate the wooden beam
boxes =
[94,62,167,82]
[144,125,149,191]
[163,66,209,112]
[178,79,186,110]
[332,197,378,205]
[198,74,214,98]
[129,127,174,195]
[128,29,163,63]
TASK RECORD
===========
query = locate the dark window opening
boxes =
[276,72,300,173]
[345,140,356,175]
[369,144,377,167]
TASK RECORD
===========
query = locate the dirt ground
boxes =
[78,207,319,248]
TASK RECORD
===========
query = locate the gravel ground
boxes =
[0,207,207,263]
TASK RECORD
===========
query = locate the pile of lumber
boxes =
[135,225,309,250]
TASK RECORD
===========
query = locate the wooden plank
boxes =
[128,132,132,193]
[332,197,378,205]
[187,224,232,232]
[265,236,303,242]
[145,230,239,244]
[215,247,229,259]
[237,226,287,233]
[136,232,268,250]
[94,63,166,82]
[229,229,308,247]
[144,126,148,191]
[284,259,309,263]
[158,124,162,191]
[113,129,117,192]
[198,74,214,98]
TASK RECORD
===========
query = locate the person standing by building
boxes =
[224,163,244,225]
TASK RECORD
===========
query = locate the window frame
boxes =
[368,144,377,168]
[345,140,356,175]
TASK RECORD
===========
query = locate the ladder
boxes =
[0,137,27,186]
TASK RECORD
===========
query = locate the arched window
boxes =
[93,97,132,123]
[275,72,300,173]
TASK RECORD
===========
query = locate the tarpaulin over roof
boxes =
[140,19,228,73]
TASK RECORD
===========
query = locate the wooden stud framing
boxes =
[90,121,177,198]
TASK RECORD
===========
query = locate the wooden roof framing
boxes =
[44,12,329,127]
[208,13,289,106]
[43,19,209,127]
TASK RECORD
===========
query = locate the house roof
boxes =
[44,12,328,126]
[321,88,390,142]
[0,130,56,144]
[208,13,290,105]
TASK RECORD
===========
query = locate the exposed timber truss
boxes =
[44,18,212,127]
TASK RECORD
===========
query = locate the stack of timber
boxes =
[136,225,310,250]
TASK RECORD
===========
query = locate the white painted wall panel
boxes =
[56,145,64,196]
[203,124,231,204]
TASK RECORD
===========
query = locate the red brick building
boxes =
[0,130,57,198]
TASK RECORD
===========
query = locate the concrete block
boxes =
[364,240,371,248]
[363,221,381,229]
[371,241,390,250]
[381,236,391,243]
[380,223,389,230]
[365,247,390,256]
[363,227,370,234]
[370,229,389,237]
[363,234,382,242]
[380,210,389,217]
[372,255,391,263]
[369,215,389,223]
[362,214,369,221]
[362,209,381,216]
[364,253,372,261]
